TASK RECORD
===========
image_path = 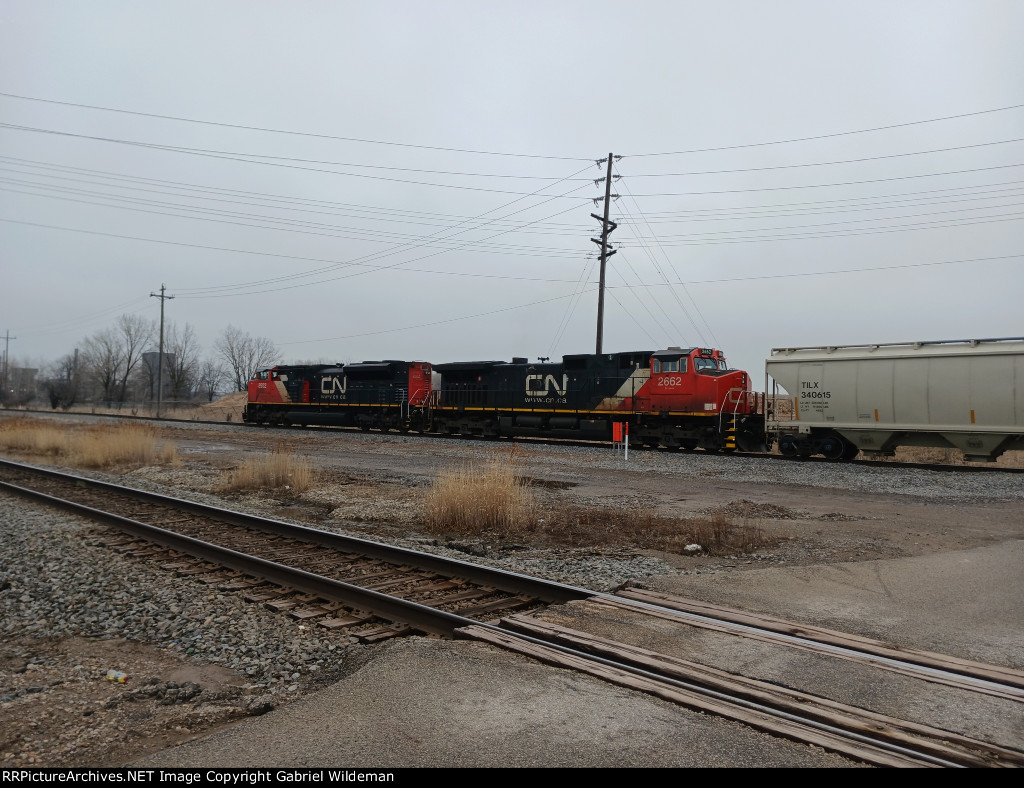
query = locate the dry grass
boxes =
[530,505,775,557]
[218,449,315,494]
[424,449,536,534]
[0,417,177,468]
[45,391,249,423]
[421,447,776,556]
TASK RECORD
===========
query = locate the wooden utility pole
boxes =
[591,153,618,355]
[149,285,174,417]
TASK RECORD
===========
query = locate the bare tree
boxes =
[82,327,124,404]
[43,351,81,410]
[114,314,154,403]
[164,321,202,401]
[215,326,280,391]
[196,359,226,402]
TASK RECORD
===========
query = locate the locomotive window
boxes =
[653,359,686,373]
[695,358,716,371]
[256,370,269,380]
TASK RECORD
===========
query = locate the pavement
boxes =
[130,540,1024,769]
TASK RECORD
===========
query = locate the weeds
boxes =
[218,449,314,494]
[421,446,776,556]
[521,504,772,556]
[424,448,536,534]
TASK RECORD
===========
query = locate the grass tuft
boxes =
[218,449,314,493]
[424,448,536,535]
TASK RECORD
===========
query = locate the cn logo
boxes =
[321,376,347,395]
[526,374,568,396]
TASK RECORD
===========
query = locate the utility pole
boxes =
[149,285,174,418]
[591,153,619,355]
[1,329,15,399]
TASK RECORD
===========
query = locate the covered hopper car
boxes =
[765,337,1024,462]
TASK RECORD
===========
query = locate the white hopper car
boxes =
[765,337,1024,462]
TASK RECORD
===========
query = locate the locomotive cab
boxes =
[646,348,752,415]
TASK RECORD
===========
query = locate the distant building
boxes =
[143,351,175,399]
[3,366,37,405]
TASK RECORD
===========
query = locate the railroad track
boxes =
[2,458,1022,767]
[5,408,1022,474]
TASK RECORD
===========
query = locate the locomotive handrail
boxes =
[722,387,757,415]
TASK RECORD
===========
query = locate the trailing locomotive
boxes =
[243,346,767,453]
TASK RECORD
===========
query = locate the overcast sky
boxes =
[1,0,1022,383]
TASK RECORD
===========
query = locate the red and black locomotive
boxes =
[243,346,766,452]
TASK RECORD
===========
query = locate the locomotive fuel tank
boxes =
[766,337,1024,461]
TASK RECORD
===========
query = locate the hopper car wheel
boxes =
[818,434,845,461]
[778,435,799,458]
[681,440,698,451]
[842,442,860,461]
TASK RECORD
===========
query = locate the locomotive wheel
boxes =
[681,440,698,451]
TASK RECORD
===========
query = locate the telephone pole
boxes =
[149,285,174,418]
[591,153,619,355]
[1,329,15,399]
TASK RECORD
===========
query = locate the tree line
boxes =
[1,316,280,410]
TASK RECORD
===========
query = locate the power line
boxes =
[605,253,1023,286]
[0,217,586,284]
[7,151,1020,224]
[626,103,1024,157]
[614,162,1024,197]
[0,159,590,233]
[0,122,595,196]
[5,89,1019,163]
[0,91,591,161]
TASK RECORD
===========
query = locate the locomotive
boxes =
[242,346,768,453]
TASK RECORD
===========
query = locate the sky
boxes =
[1,0,1022,386]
